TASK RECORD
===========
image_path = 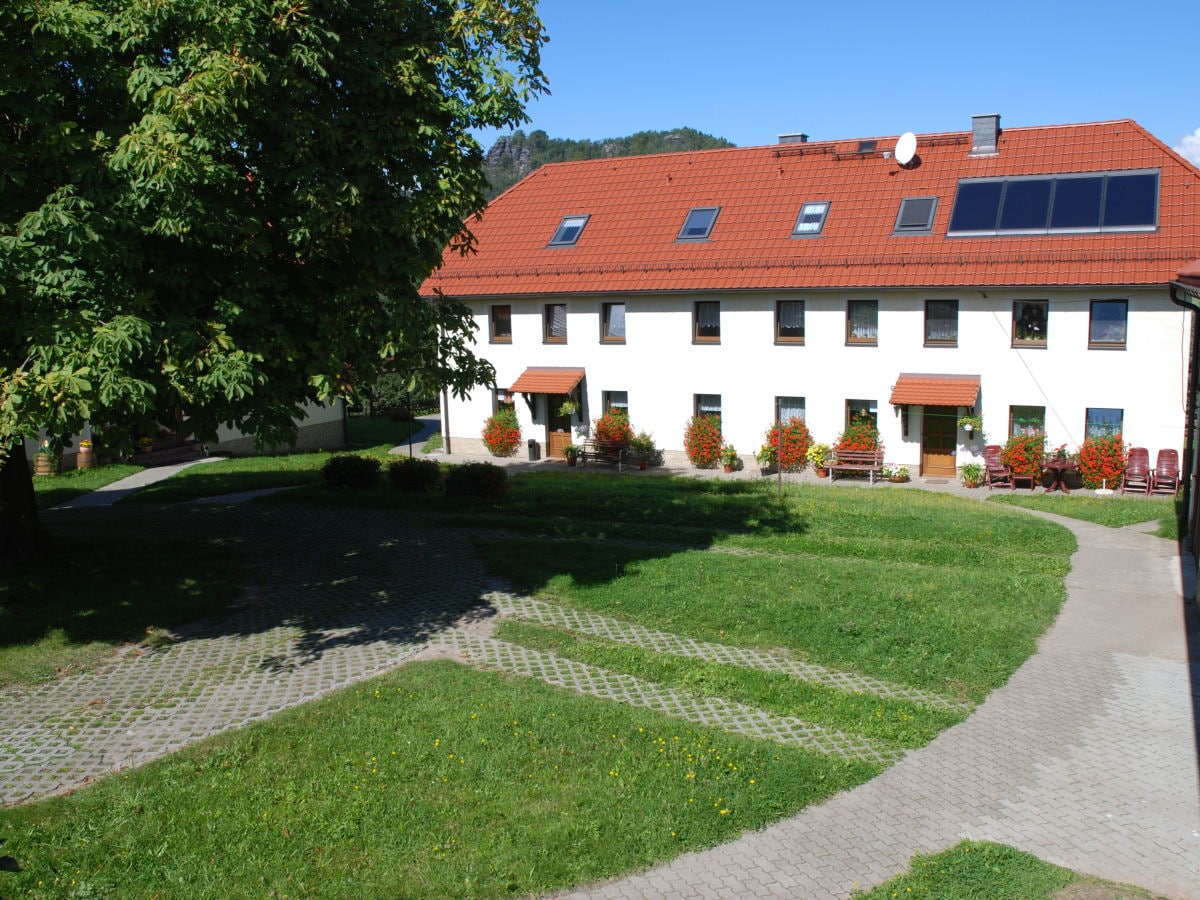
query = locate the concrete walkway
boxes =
[5,448,1199,897]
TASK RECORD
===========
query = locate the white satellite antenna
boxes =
[895,131,917,166]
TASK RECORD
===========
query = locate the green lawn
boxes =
[988,491,1178,537]
[0,470,1081,897]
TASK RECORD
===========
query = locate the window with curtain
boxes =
[846,399,877,428]
[603,390,628,415]
[775,300,805,343]
[846,300,878,344]
[924,300,958,346]
[694,301,721,342]
[490,305,512,343]
[1085,407,1123,438]
[1009,405,1045,436]
[694,394,722,417]
[776,396,806,422]
[1089,300,1127,349]
[544,303,567,343]
[602,302,626,342]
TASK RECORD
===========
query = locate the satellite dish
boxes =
[895,131,917,166]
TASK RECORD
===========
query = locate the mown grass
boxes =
[0,535,243,686]
[988,491,1179,538]
[854,839,1164,898]
[31,463,144,509]
[0,660,877,899]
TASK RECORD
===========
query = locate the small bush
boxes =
[445,462,509,499]
[388,457,443,493]
[763,417,813,471]
[683,414,722,468]
[322,454,382,489]
[593,408,633,445]
[1000,433,1045,477]
[482,408,521,456]
[835,421,882,453]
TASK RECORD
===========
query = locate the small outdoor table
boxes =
[1043,459,1075,493]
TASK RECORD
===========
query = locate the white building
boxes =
[423,116,1200,476]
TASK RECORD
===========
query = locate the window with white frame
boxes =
[775,300,805,343]
[847,300,878,345]
[1009,405,1045,436]
[602,302,626,343]
[1085,407,1123,438]
[694,301,721,343]
[544,303,567,343]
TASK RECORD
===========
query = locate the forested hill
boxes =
[483,127,736,199]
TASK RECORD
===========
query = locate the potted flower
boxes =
[957,414,984,439]
[564,444,580,467]
[720,444,740,473]
[34,440,57,477]
[628,431,656,469]
[683,414,722,469]
[76,438,96,470]
[807,442,831,477]
[887,465,909,483]
[756,444,777,475]
[558,399,580,419]
[959,461,985,488]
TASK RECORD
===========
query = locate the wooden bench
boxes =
[829,448,885,484]
[578,439,632,471]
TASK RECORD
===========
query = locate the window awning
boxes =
[508,367,585,394]
[889,374,980,407]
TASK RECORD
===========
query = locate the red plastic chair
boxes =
[1121,447,1151,494]
[1150,449,1180,496]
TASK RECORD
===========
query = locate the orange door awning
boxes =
[889,374,980,407]
[508,367,586,394]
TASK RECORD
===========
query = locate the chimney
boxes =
[969,114,1000,156]
[778,132,809,145]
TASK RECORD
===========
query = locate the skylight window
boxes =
[792,201,830,236]
[856,140,877,154]
[894,197,937,234]
[948,171,1158,235]
[549,214,589,246]
[678,207,720,241]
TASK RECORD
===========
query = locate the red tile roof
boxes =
[889,375,981,406]
[508,367,585,394]
[423,120,1200,298]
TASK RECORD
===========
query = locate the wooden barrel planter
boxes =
[34,453,57,476]
[76,446,96,469]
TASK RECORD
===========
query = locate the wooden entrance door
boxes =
[546,394,573,458]
[921,406,958,477]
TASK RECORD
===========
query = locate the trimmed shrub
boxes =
[482,408,521,456]
[445,462,509,499]
[1076,433,1127,489]
[323,454,381,488]
[834,421,882,453]
[683,414,723,468]
[593,408,633,445]
[388,457,443,493]
[763,417,813,471]
[1000,433,1045,477]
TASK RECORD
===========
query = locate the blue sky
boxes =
[478,0,1200,164]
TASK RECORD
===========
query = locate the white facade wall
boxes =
[446,289,1188,471]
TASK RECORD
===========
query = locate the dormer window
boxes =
[549,214,589,246]
[792,201,830,236]
[678,207,720,241]
[894,197,937,234]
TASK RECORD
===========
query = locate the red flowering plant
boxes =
[593,407,633,445]
[834,421,882,454]
[684,414,723,468]
[1076,433,1127,489]
[482,408,521,456]
[763,417,813,471]
[1000,433,1045,477]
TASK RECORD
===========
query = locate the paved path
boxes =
[4,458,1198,898]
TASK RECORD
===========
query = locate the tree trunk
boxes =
[0,442,54,568]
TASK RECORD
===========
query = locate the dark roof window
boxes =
[792,201,830,236]
[856,140,877,153]
[678,207,720,241]
[894,197,937,233]
[949,171,1158,235]
[549,214,589,246]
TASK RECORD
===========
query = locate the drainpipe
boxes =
[1168,282,1200,554]
[441,385,451,455]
